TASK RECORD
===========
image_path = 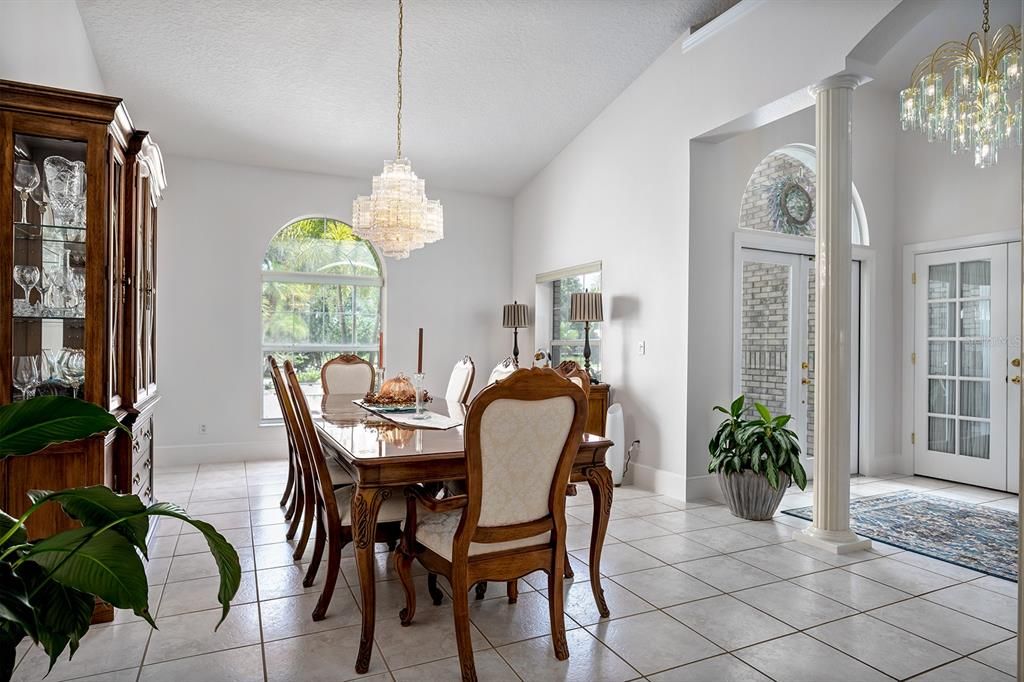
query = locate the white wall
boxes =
[0,0,105,93]
[156,155,512,465]
[511,0,898,499]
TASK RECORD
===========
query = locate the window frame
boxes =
[538,264,602,380]
[260,217,385,423]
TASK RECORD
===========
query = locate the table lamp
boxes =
[569,291,603,381]
[502,301,529,365]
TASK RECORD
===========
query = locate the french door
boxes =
[913,242,1021,492]
[735,249,861,478]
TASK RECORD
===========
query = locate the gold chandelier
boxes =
[353,0,443,259]
[899,0,1021,168]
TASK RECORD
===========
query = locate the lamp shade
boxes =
[502,301,530,329]
[569,292,603,323]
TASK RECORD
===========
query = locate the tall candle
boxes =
[417,327,424,374]
[378,331,384,367]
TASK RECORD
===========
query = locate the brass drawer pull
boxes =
[132,473,141,485]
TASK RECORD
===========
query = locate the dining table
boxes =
[313,393,615,674]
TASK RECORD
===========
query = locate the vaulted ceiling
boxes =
[76,0,736,196]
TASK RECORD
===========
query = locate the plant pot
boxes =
[717,470,790,521]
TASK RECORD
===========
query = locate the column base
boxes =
[793,526,871,554]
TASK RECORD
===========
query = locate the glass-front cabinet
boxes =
[1,80,165,537]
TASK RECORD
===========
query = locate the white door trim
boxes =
[900,231,1021,472]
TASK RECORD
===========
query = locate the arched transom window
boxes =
[261,217,383,420]
[739,144,868,246]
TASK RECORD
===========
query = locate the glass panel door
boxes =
[11,133,88,402]
[914,245,1008,490]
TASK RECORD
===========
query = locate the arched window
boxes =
[261,217,383,420]
[739,144,868,246]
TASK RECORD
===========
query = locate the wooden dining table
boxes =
[313,393,615,674]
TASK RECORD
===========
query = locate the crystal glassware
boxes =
[13,160,40,224]
[411,372,428,419]
[14,265,40,313]
[44,156,86,227]
[62,349,85,399]
[13,356,39,400]
[41,348,60,385]
[374,366,386,395]
[30,185,48,225]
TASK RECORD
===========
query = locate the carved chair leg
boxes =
[427,573,444,606]
[548,557,569,660]
[303,505,326,587]
[280,444,296,508]
[312,525,344,621]
[285,476,304,540]
[451,575,478,682]
[563,550,574,579]
[474,582,488,600]
[293,476,316,558]
[506,580,518,604]
[395,548,417,626]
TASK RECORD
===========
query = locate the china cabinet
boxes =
[0,80,165,537]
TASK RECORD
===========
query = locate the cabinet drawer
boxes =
[131,418,153,467]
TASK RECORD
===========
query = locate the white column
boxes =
[794,74,870,555]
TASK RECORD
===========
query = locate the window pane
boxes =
[739,261,790,417]
[551,270,601,380]
[928,303,956,337]
[928,263,957,299]
[928,379,955,414]
[928,417,956,453]
[959,420,990,459]
[960,260,991,298]
[960,340,990,377]
[263,218,382,276]
[354,286,381,345]
[262,350,377,419]
[959,300,991,338]
[928,341,955,376]
[550,343,600,378]
[959,380,990,418]
[262,282,357,345]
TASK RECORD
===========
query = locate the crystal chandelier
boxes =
[353,0,443,259]
[899,0,1021,168]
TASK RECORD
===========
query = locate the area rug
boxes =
[783,492,1018,581]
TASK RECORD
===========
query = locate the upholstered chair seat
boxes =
[413,503,551,561]
[333,486,407,525]
[326,459,354,487]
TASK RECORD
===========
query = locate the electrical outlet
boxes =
[199,424,207,435]
[638,340,646,356]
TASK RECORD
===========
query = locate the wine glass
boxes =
[30,185,48,226]
[62,350,85,399]
[13,356,39,400]
[14,161,40,224]
[13,265,40,314]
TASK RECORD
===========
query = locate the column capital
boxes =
[808,73,868,96]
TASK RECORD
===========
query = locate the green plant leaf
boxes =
[22,527,152,625]
[17,561,93,671]
[766,458,779,489]
[0,511,26,553]
[28,488,149,559]
[0,563,37,644]
[791,456,808,490]
[0,397,128,458]
[754,402,771,423]
[143,503,241,627]
[712,405,730,415]
[730,395,745,416]
[773,414,792,429]
[0,628,22,682]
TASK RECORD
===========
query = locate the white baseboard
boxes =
[155,441,286,468]
[629,463,689,500]
[860,452,911,478]
[686,473,725,502]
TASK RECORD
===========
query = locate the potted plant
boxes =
[708,395,807,521]
[0,396,242,681]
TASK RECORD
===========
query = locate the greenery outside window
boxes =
[261,217,383,420]
[551,269,601,380]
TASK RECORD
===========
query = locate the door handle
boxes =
[801,378,812,385]
[1013,359,1021,368]
[1012,376,1021,385]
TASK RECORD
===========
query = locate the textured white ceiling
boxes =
[76,0,735,196]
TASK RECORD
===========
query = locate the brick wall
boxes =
[740,261,790,416]
[739,152,816,234]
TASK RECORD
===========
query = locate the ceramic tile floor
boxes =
[9,464,1020,681]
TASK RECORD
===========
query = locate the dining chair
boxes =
[555,360,591,396]
[268,357,355,562]
[321,354,375,395]
[486,356,516,385]
[265,356,301,536]
[444,355,475,403]
[394,368,587,681]
[284,359,406,621]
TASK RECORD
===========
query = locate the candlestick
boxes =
[378,331,384,368]
[417,327,423,374]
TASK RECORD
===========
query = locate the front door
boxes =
[736,248,861,478]
[913,243,1021,491]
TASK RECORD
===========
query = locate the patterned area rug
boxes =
[783,492,1018,581]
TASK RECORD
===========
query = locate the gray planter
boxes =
[717,470,790,521]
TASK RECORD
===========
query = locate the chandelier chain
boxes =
[396,0,404,159]
[983,0,989,34]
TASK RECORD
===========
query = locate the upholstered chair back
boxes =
[486,356,517,385]
[462,368,587,533]
[444,356,475,403]
[321,354,375,395]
